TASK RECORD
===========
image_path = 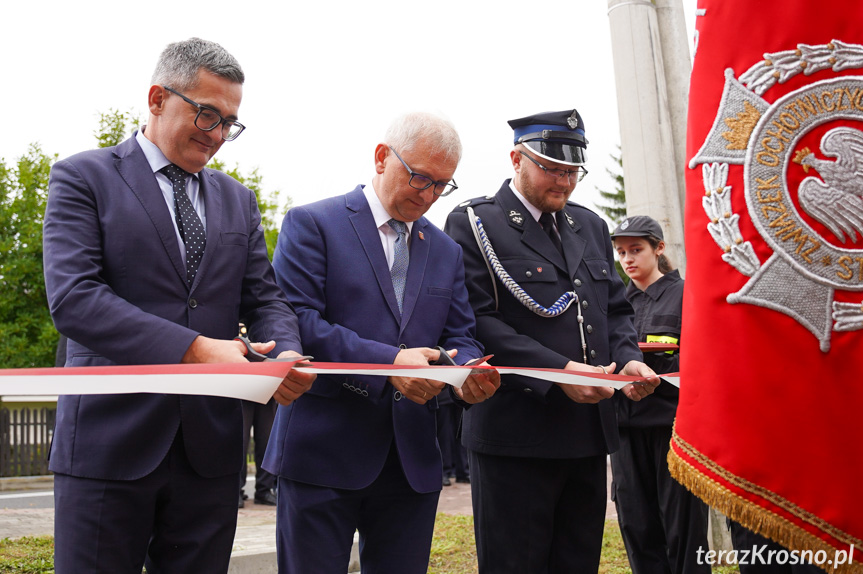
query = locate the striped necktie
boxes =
[539,212,563,255]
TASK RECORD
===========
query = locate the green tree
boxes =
[0,144,58,368]
[594,146,629,284]
[594,146,627,226]
[95,108,140,149]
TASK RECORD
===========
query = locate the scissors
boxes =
[234,336,313,363]
[431,346,493,368]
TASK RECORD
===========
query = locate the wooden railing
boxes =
[0,408,55,477]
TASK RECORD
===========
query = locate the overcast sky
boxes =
[2,0,696,227]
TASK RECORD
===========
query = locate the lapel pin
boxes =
[418,231,425,241]
[537,267,543,273]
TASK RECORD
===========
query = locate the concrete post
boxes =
[655,0,692,223]
[607,0,687,275]
[607,6,736,554]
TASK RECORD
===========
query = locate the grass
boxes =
[430,514,741,574]
[0,536,54,573]
[0,517,741,574]
[429,514,478,574]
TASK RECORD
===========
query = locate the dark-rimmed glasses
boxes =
[388,146,458,197]
[519,150,588,182]
[163,86,246,141]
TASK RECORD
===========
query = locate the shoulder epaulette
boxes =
[452,195,495,212]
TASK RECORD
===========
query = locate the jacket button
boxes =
[582,299,589,309]
[394,391,403,401]
[526,271,533,278]
[523,388,532,393]
[586,325,594,334]
[399,344,407,350]
[590,350,597,359]
[189,298,198,309]
[602,269,608,276]
[574,279,582,287]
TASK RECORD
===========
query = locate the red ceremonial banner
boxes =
[670,1,863,571]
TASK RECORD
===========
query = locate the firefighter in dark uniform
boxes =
[610,215,710,574]
[444,109,660,574]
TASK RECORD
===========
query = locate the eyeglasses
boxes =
[519,150,588,182]
[163,86,246,141]
[388,146,458,197]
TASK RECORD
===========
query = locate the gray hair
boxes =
[151,38,244,91]
[384,112,462,163]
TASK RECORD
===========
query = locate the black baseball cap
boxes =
[508,109,588,166]
[610,215,664,240]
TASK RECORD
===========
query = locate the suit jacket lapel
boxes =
[345,188,402,321]
[399,217,430,332]
[114,135,187,287]
[193,169,223,292]
[558,209,587,280]
[498,184,568,272]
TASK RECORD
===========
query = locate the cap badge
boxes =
[508,210,524,226]
[620,219,631,230]
[567,110,579,130]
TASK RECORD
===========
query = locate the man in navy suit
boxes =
[263,112,500,574]
[444,109,659,573]
[42,38,316,574]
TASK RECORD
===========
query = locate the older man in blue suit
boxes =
[263,112,500,574]
[43,38,315,574]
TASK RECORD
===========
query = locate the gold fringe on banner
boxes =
[669,429,861,574]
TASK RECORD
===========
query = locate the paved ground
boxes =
[0,461,617,540]
[0,479,507,540]
[1,464,618,573]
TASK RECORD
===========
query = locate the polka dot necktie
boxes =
[387,219,409,314]
[161,164,206,284]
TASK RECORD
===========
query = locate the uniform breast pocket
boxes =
[646,314,681,333]
[583,259,613,313]
[499,259,561,317]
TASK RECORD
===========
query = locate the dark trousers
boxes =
[610,425,711,574]
[469,450,607,574]
[275,443,440,574]
[240,398,277,496]
[436,402,468,479]
[729,521,828,574]
[54,428,238,574]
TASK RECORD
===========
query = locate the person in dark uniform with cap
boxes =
[610,215,710,574]
[444,109,660,573]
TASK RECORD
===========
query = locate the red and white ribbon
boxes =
[0,362,678,404]
[0,362,297,404]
